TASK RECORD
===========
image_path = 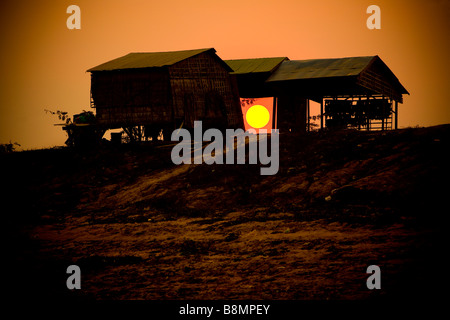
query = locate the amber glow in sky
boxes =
[242,98,274,132]
[0,0,449,150]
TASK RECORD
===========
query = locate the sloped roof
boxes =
[225,57,289,74]
[266,55,409,100]
[266,56,375,81]
[87,48,217,72]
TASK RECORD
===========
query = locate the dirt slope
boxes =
[3,125,449,302]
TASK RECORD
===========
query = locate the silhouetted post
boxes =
[320,100,324,129]
[307,99,310,132]
[394,101,398,129]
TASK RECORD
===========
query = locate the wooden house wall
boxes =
[168,52,243,129]
[90,68,172,127]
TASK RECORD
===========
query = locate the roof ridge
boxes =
[127,48,214,54]
[87,48,216,72]
[285,55,376,62]
[225,57,288,61]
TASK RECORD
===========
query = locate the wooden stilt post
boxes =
[395,101,398,129]
[320,99,324,129]
[307,99,310,132]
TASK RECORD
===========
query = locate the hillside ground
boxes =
[3,125,449,305]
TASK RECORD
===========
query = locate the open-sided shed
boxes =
[88,48,243,141]
[267,56,408,102]
[268,55,409,131]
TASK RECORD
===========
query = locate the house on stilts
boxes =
[87,48,243,142]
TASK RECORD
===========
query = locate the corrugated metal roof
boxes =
[267,56,375,82]
[225,57,289,74]
[87,48,215,72]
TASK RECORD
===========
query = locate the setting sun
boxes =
[246,105,270,129]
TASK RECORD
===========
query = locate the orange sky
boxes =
[1,0,449,150]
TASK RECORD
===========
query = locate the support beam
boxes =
[320,99,324,129]
[394,101,398,129]
[307,99,310,132]
[272,97,277,130]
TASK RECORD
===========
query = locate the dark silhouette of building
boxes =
[87,48,243,141]
[226,55,409,132]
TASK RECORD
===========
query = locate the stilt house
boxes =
[87,48,243,140]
